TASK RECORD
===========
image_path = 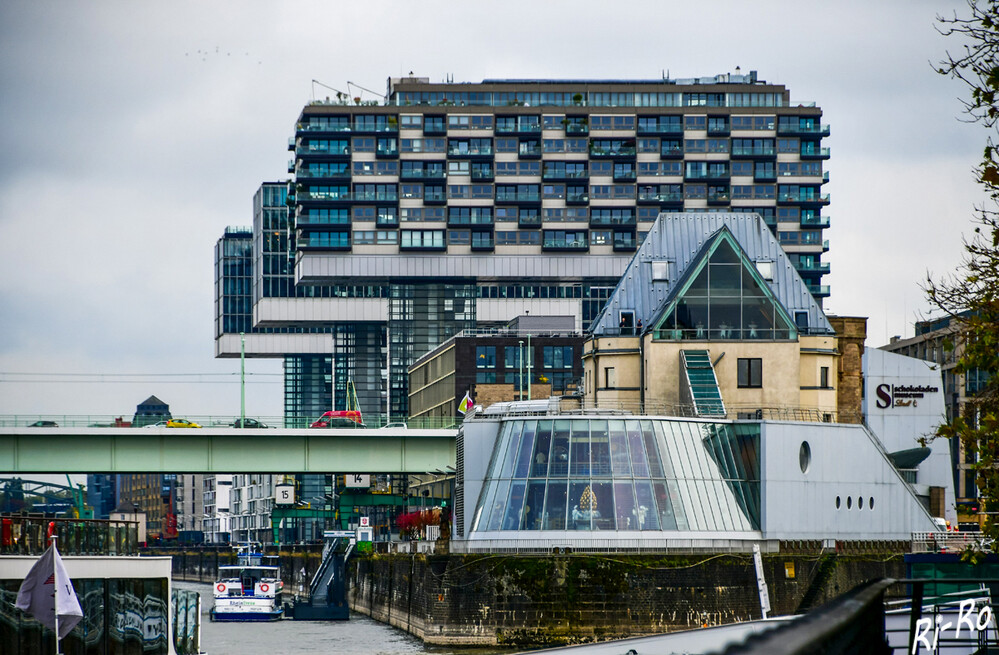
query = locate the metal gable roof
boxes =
[589,212,834,336]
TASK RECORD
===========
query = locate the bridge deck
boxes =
[0,427,457,473]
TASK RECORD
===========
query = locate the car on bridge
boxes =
[166,418,202,428]
[310,410,365,428]
[27,420,58,427]
[231,418,269,428]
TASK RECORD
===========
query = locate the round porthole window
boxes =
[859,496,864,510]
[836,496,841,509]
[870,497,874,510]
[847,496,853,510]
[799,441,811,474]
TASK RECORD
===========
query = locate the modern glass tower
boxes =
[216,71,830,422]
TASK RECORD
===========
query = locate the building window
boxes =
[476,346,496,368]
[604,367,616,388]
[738,358,762,388]
[820,366,830,388]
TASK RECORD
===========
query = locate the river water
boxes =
[173,581,509,655]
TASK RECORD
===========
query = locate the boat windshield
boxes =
[217,566,280,583]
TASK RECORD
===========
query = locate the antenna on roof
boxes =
[347,80,383,103]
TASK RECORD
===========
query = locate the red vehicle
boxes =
[310,410,365,428]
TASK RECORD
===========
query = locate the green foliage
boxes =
[931,0,999,543]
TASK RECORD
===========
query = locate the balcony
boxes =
[660,145,685,160]
[731,146,776,159]
[565,123,589,135]
[400,168,446,181]
[638,191,683,206]
[496,123,542,135]
[800,215,830,228]
[707,190,731,205]
[288,137,296,151]
[518,214,542,228]
[778,191,829,204]
[685,171,730,183]
[590,146,636,159]
[423,124,446,136]
[423,189,446,205]
[590,215,637,227]
[448,215,494,228]
[543,170,588,183]
[778,122,831,137]
[565,193,589,205]
[800,147,831,160]
[296,121,352,134]
[297,167,351,180]
[637,121,682,136]
[352,191,399,202]
[295,210,350,227]
[471,169,495,183]
[300,232,352,251]
[806,284,831,297]
[707,122,730,137]
[613,170,637,182]
[447,144,494,158]
[518,144,542,159]
[543,234,589,251]
[613,233,637,251]
[376,145,399,158]
[495,191,541,204]
[795,260,831,274]
[297,145,350,157]
[471,235,495,251]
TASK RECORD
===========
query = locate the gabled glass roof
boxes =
[652,229,796,341]
[470,418,761,535]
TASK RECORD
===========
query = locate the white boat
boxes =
[210,550,284,622]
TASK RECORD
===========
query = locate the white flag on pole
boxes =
[15,544,83,639]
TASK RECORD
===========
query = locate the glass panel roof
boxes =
[655,234,796,341]
[471,418,761,534]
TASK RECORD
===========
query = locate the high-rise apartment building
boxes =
[216,72,830,422]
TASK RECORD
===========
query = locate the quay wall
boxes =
[348,549,906,647]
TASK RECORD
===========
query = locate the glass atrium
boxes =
[470,418,761,536]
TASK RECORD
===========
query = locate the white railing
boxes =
[911,531,991,553]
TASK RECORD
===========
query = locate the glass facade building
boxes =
[471,418,760,535]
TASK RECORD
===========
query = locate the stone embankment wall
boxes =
[348,551,905,647]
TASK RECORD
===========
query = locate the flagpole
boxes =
[50,530,59,655]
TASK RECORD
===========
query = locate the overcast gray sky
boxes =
[0,0,985,420]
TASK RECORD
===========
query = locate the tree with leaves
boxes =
[928,0,999,542]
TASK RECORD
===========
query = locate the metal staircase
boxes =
[291,532,354,620]
[680,350,727,417]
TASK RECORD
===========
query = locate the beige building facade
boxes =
[582,213,861,423]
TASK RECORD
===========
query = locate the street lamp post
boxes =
[527,333,532,400]
[240,332,246,426]
[518,340,524,401]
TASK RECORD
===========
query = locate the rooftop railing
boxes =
[470,399,840,424]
